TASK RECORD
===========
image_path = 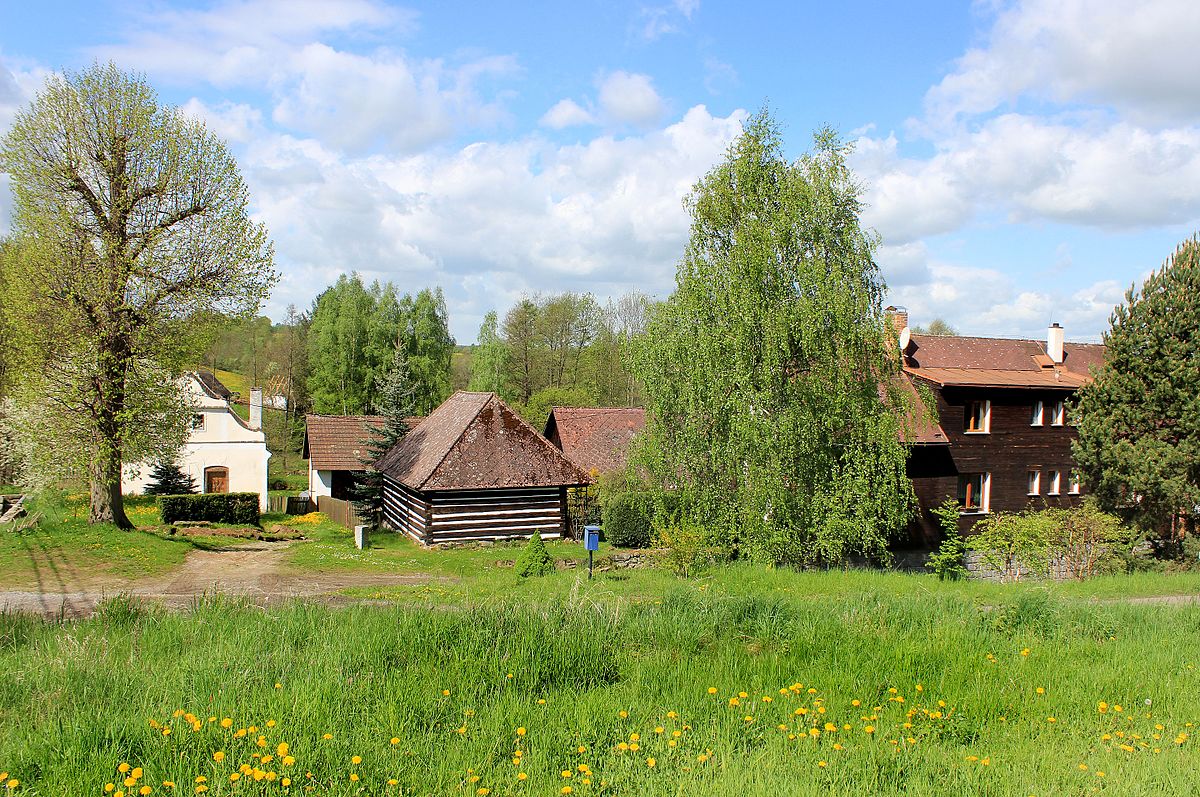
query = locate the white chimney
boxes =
[1047,323,1064,364]
[249,387,263,430]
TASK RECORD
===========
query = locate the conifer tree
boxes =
[1073,236,1200,536]
[143,462,198,496]
[351,352,418,526]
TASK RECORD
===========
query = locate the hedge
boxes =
[602,491,678,549]
[158,493,261,525]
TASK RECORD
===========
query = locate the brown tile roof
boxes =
[376,392,592,491]
[303,415,424,471]
[904,334,1105,390]
[544,407,647,475]
[896,375,948,445]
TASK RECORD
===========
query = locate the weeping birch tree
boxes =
[0,62,276,528]
[627,111,916,565]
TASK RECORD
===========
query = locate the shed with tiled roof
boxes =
[376,392,591,544]
[303,414,421,500]
[544,407,646,477]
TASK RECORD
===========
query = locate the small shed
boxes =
[544,407,646,477]
[376,392,591,544]
[304,414,424,500]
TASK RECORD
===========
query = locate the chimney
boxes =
[1047,323,1065,364]
[249,387,263,430]
[884,305,909,336]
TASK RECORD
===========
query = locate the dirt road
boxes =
[0,541,442,618]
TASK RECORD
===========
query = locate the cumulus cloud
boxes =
[597,71,665,127]
[242,104,746,337]
[540,98,594,129]
[925,0,1200,128]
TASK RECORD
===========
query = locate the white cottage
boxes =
[123,371,271,509]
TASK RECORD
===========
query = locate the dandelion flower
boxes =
[647,758,656,768]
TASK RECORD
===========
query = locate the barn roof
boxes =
[304,414,423,471]
[904,334,1105,390]
[376,392,592,491]
[544,407,646,475]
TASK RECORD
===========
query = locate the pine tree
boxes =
[514,531,555,577]
[351,351,418,527]
[1073,235,1200,536]
[143,461,198,496]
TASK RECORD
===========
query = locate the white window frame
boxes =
[1047,470,1061,496]
[1027,470,1041,496]
[1030,400,1044,427]
[1068,473,1081,495]
[1050,400,1065,426]
[964,400,991,434]
[959,472,991,514]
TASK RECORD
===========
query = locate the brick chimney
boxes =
[885,305,909,335]
[249,387,263,430]
[1047,323,1064,364]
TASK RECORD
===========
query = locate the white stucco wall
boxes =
[123,375,271,509]
[309,468,333,499]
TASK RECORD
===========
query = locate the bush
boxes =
[158,493,260,526]
[925,498,969,581]
[603,492,654,548]
[515,532,554,577]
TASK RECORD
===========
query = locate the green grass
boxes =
[1,586,1198,795]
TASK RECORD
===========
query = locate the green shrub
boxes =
[514,532,554,577]
[602,492,654,548]
[158,493,260,525]
[925,498,969,581]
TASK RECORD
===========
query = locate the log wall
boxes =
[383,480,568,544]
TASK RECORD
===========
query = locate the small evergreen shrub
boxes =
[158,493,260,525]
[143,462,197,496]
[515,532,554,577]
[925,498,969,581]
[602,492,654,548]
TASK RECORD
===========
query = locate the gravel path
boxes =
[0,541,443,618]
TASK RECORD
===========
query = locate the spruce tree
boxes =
[1073,236,1200,536]
[143,462,198,496]
[351,351,418,527]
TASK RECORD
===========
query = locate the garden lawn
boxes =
[0,586,1198,796]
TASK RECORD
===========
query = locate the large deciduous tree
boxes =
[1073,236,1200,536]
[627,111,915,565]
[0,62,276,528]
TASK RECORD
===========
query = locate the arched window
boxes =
[204,466,229,494]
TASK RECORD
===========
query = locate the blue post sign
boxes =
[584,525,601,579]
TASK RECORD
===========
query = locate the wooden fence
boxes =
[267,495,315,515]
[317,495,371,529]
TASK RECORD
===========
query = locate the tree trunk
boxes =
[90,452,133,529]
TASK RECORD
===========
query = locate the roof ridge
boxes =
[418,391,493,489]
[503,399,593,484]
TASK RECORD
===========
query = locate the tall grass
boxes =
[0,585,1197,795]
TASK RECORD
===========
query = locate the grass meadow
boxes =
[1,573,1199,795]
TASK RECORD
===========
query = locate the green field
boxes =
[1,569,1199,795]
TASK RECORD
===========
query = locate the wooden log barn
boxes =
[375,391,592,544]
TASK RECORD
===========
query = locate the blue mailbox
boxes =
[584,525,601,552]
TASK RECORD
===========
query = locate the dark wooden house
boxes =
[376,392,592,544]
[544,407,646,478]
[897,312,1106,544]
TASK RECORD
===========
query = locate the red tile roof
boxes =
[376,392,592,491]
[544,407,647,475]
[304,415,422,471]
[904,334,1105,390]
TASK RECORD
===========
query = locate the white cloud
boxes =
[180,98,264,144]
[925,0,1200,128]
[245,104,746,338]
[540,98,594,129]
[636,0,700,41]
[597,71,665,127]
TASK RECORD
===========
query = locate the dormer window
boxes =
[965,400,990,434]
[1050,401,1065,426]
[1031,400,1044,426]
[191,414,205,431]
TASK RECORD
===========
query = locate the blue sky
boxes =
[3,0,1199,343]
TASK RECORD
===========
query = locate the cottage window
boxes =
[1047,470,1061,496]
[1030,400,1044,426]
[1068,473,1081,495]
[191,413,205,431]
[1050,401,1065,426]
[1027,470,1041,496]
[204,466,229,494]
[964,400,991,434]
[958,472,989,513]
